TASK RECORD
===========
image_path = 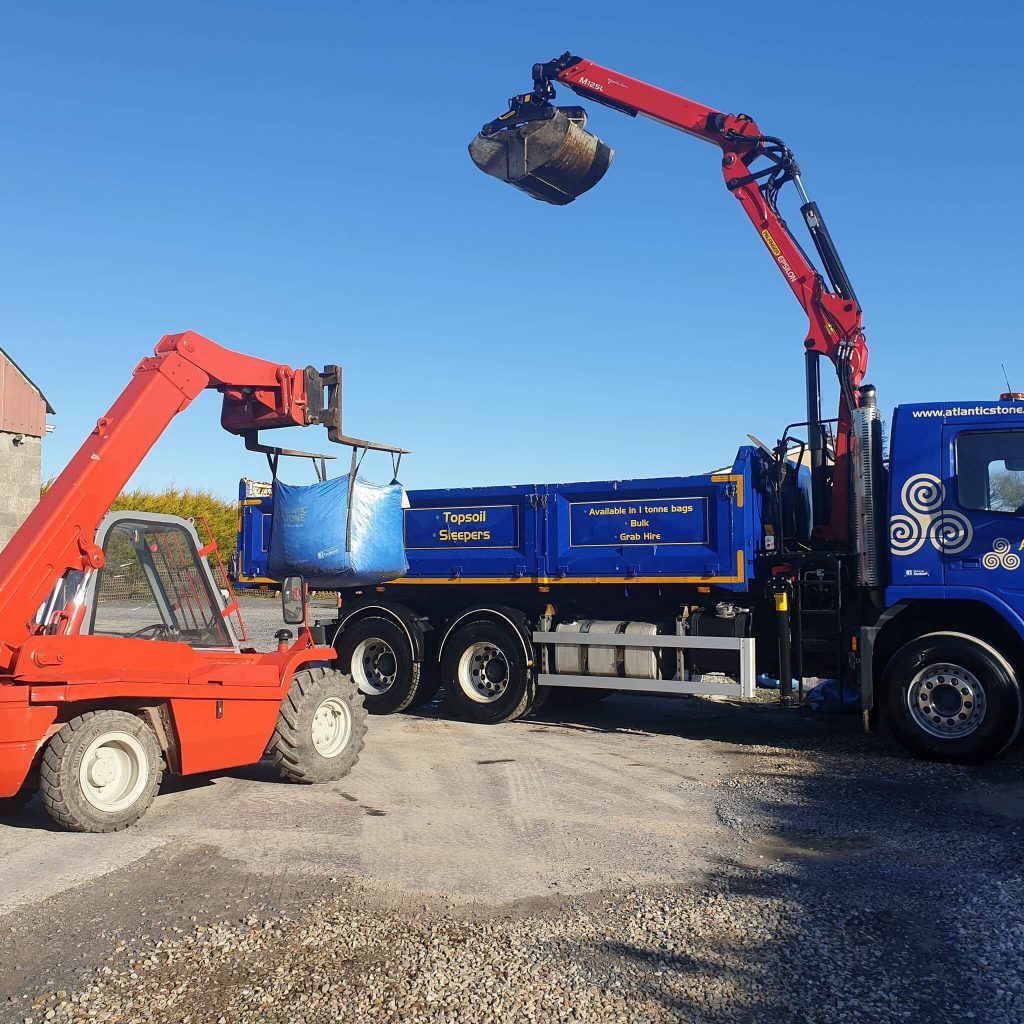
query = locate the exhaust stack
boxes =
[852,384,885,588]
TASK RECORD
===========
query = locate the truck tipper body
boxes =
[242,447,766,593]
[237,396,1024,763]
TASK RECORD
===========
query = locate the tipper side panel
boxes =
[542,448,759,590]
[402,484,540,581]
[236,448,763,591]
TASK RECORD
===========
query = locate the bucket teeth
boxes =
[469,108,613,206]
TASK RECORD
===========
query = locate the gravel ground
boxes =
[2,599,1023,1024]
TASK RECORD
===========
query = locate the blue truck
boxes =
[235,54,1024,763]
[236,390,1024,763]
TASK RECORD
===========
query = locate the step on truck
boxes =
[236,53,1024,764]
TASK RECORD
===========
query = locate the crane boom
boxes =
[477,53,869,543]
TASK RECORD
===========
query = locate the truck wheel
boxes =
[270,666,368,783]
[335,617,421,715]
[39,711,163,833]
[882,632,1023,764]
[441,620,537,724]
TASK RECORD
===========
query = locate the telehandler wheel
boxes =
[40,711,164,833]
[334,617,421,715]
[270,667,367,784]
[441,620,539,725]
[882,631,1023,764]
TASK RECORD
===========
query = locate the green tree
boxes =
[42,481,238,560]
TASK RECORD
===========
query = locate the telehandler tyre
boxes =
[40,711,163,832]
[269,666,367,783]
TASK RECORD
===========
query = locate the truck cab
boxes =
[867,397,1024,761]
[887,399,1024,607]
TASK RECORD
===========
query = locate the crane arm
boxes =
[0,331,403,661]
[484,54,868,542]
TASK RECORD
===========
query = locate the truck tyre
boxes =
[335,617,421,715]
[39,711,163,833]
[882,631,1023,764]
[408,659,443,709]
[270,666,368,783]
[441,620,537,724]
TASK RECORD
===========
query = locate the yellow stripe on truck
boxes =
[385,551,746,587]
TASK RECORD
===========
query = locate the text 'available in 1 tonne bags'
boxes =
[268,476,408,585]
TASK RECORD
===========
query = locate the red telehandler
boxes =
[0,330,403,832]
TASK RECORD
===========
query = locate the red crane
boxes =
[474,53,869,543]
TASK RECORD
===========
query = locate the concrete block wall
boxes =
[0,430,41,549]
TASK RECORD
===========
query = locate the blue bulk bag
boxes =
[268,475,408,586]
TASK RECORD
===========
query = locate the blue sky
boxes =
[2,1,1021,497]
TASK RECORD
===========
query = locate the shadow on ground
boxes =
[569,725,1024,1023]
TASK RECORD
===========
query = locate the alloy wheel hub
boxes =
[907,662,986,739]
[352,638,398,695]
[458,643,510,703]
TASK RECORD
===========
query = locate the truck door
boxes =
[943,426,1024,595]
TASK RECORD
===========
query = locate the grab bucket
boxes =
[469,107,613,206]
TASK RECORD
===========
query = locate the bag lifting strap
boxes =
[345,446,367,553]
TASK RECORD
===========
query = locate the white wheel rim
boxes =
[311,697,353,758]
[79,731,149,814]
[351,637,398,696]
[457,642,510,704]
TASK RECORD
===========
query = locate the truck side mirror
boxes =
[281,576,306,625]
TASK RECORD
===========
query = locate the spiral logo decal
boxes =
[889,473,974,557]
[902,474,944,515]
[983,538,1021,571]
[889,514,926,555]
[930,510,973,554]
